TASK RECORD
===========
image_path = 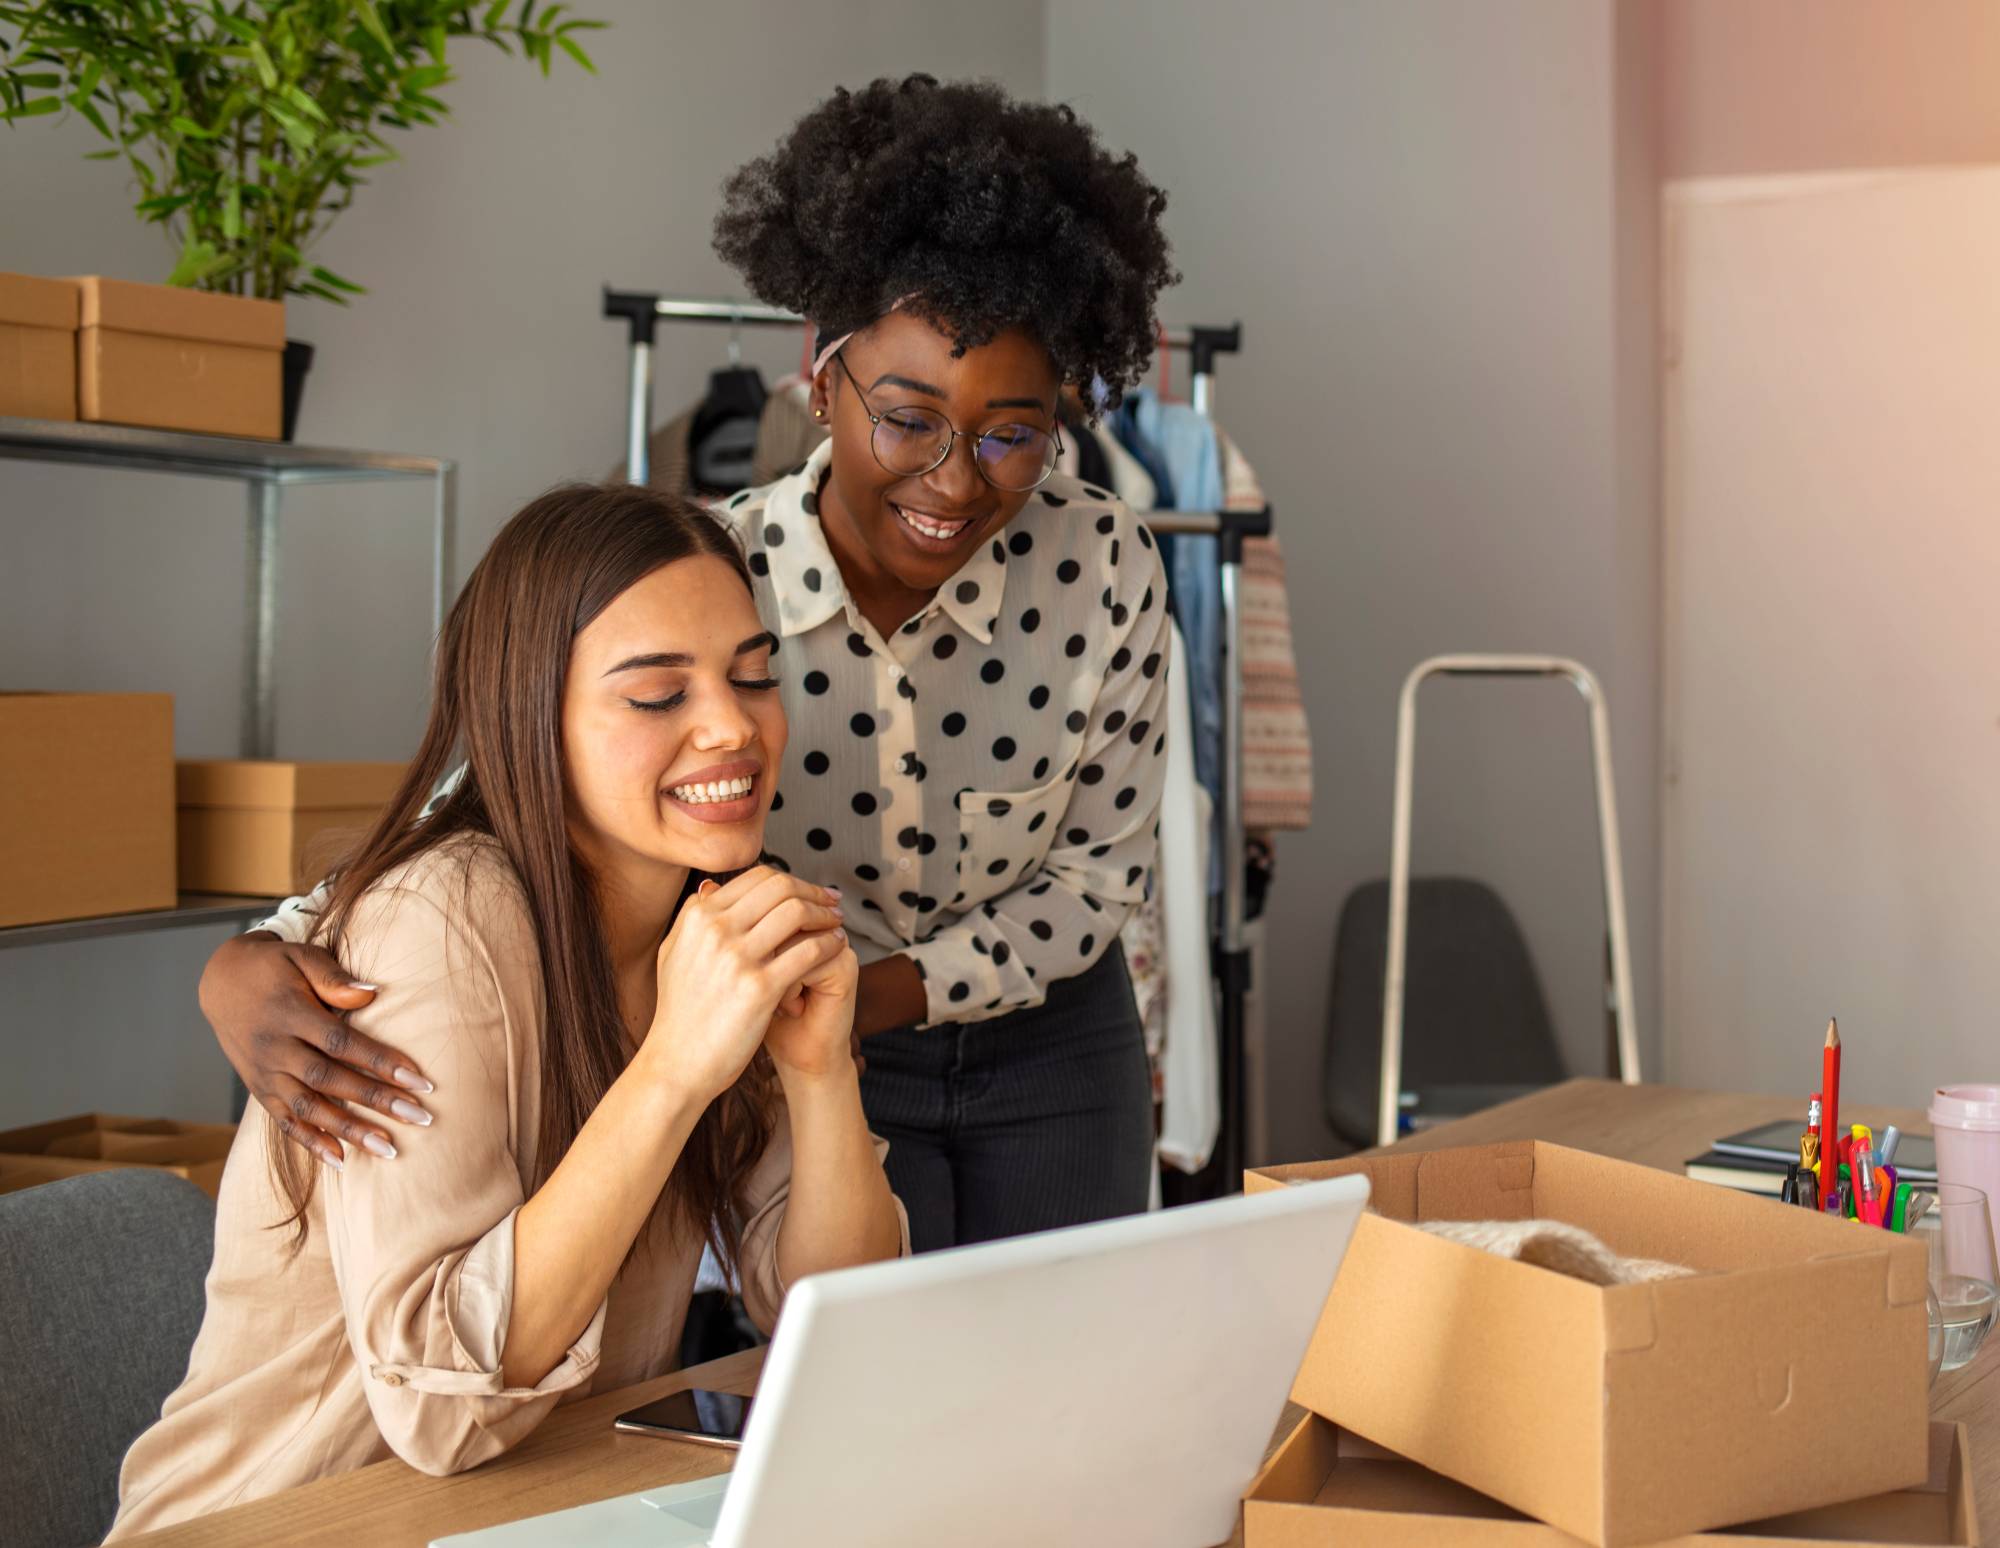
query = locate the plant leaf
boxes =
[554,32,595,72]
[248,40,278,90]
[308,265,366,293]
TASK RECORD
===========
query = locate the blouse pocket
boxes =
[952,773,1071,914]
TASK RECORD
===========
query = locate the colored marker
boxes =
[1878,1125,1903,1168]
[1853,1134,1884,1227]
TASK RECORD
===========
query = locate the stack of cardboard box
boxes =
[1243,1141,1975,1547]
[0,270,282,438]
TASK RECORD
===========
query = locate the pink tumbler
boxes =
[1930,1085,2000,1255]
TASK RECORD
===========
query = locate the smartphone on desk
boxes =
[614,1388,754,1448]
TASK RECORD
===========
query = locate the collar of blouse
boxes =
[742,440,1015,648]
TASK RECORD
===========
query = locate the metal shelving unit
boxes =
[0,416,456,949]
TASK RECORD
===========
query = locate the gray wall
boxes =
[1047,0,1664,1161]
[0,1,1043,1125]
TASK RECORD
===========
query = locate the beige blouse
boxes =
[110,837,901,1538]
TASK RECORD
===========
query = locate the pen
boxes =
[1890,1180,1913,1232]
[1781,1165,1800,1206]
[1877,1125,1902,1169]
[1852,1129,1884,1227]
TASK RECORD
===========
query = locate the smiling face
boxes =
[812,310,1063,615]
[560,553,787,890]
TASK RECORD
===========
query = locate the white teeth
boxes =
[670,775,754,804]
[896,505,970,541]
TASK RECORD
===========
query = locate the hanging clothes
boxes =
[1153,619,1221,1174]
[1111,388,1226,819]
[1214,427,1314,833]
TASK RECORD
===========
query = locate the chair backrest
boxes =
[1322,877,1568,1147]
[0,1170,215,1548]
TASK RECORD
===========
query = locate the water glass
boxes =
[1914,1183,1999,1373]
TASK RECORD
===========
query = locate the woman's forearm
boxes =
[774,1065,903,1286]
[854,953,928,1037]
[502,1064,704,1387]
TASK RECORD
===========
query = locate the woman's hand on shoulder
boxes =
[642,867,846,1103]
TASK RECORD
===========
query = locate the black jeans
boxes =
[859,942,1154,1253]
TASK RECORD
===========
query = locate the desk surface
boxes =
[121,1079,1998,1546]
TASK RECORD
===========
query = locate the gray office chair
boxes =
[0,1170,215,1548]
[1323,877,1567,1148]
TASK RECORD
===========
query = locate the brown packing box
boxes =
[177,759,404,896]
[0,272,79,420]
[1245,1141,1931,1546]
[1244,1414,1979,1548]
[0,1113,237,1199]
[0,693,176,928]
[70,275,283,439]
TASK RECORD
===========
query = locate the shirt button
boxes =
[888,664,904,679]
[897,857,912,872]
[379,1372,405,1387]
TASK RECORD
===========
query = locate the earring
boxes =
[813,407,826,421]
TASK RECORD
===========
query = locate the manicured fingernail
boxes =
[822,886,842,900]
[362,1134,397,1160]
[392,1067,434,1094]
[834,928,847,941]
[323,1152,345,1173]
[391,1099,432,1126]
[348,980,381,992]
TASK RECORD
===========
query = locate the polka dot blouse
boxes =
[253,440,1172,1031]
[720,439,1173,1026]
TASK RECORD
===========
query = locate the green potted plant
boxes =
[1,1,604,439]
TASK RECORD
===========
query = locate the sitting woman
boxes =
[110,485,907,1537]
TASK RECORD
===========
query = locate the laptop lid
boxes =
[713,1174,1370,1548]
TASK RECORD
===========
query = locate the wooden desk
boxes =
[122,1079,1999,1545]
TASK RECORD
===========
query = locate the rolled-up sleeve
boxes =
[319,880,602,1477]
[731,1097,911,1335]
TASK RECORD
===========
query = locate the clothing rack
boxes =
[602,288,1267,1193]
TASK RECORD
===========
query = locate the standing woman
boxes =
[197,75,1181,1252]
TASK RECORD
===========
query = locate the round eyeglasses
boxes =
[834,350,1062,492]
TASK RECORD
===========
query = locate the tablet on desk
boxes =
[1712,1119,1936,1181]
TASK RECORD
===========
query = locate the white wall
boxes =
[1048,1,1663,1160]
[1661,168,2000,1111]
[0,0,1043,1125]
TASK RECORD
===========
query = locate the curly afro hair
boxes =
[713,74,1178,408]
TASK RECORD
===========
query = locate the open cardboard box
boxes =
[1245,1415,1978,1547]
[0,1113,236,1199]
[1246,1142,1931,1546]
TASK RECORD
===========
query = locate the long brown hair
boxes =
[270,484,776,1267]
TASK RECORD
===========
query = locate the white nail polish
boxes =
[362,1134,397,1160]
[349,981,382,992]
[391,1098,433,1126]
[392,1067,434,1094]
[324,1153,345,1173]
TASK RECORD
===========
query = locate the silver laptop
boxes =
[435,1174,1369,1548]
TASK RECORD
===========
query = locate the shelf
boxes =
[0,416,452,485]
[0,893,279,951]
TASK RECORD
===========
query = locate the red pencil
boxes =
[1821,1019,1842,1212]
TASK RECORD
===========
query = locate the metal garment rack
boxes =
[602,289,1266,1190]
[0,415,456,950]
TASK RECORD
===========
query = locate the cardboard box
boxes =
[0,272,79,420]
[70,275,283,439]
[1245,1415,1978,1547]
[0,1113,237,1199]
[0,693,176,928]
[177,759,404,895]
[1246,1142,1931,1546]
